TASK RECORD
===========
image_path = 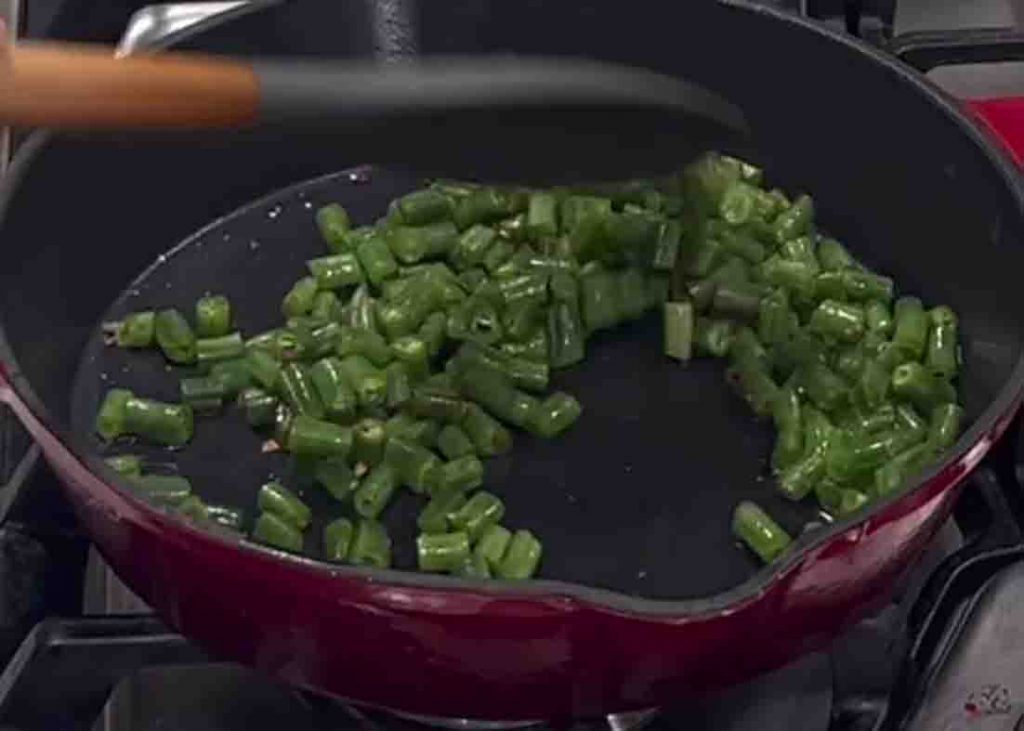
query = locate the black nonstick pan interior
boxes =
[68,165,826,601]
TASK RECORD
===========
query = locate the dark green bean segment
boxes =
[316,203,351,252]
[96,388,133,442]
[196,332,244,365]
[450,491,505,541]
[315,456,358,502]
[206,504,245,531]
[245,348,282,391]
[418,531,471,573]
[926,306,959,378]
[337,355,387,410]
[892,362,957,413]
[308,253,364,290]
[180,376,225,411]
[352,418,387,465]
[429,455,484,496]
[395,189,452,226]
[355,232,399,287]
[258,481,311,530]
[732,501,792,564]
[279,363,324,419]
[385,414,439,448]
[323,517,354,562]
[286,415,352,458]
[237,387,278,428]
[437,424,475,460]
[384,436,441,493]
[664,302,694,362]
[253,512,303,552]
[282,276,319,318]
[474,524,512,570]
[496,529,542,579]
[892,297,928,361]
[348,519,392,568]
[114,311,155,348]
[195,295,231,338]
[528,392,582,439]
[154,309,196,364]
[210,358,252,395]
[309,357,358,423]
[122,396,193,446]
[354,464,398,519]
[418,490,467,534]
[929,402,964,449]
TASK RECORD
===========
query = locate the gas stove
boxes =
[2,1,1024,729]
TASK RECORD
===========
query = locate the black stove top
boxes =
[3,1,1024,729]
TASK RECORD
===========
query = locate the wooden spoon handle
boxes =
[0,42,260,128]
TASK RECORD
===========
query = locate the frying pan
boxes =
[2,0,1024,721]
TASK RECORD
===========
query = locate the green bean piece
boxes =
[814,271,847,302]
[307,252,364,290]
[474,524,512,570]
[461,404,512,456]
[253,512,303,552]
[323,517,354,562]
[526,192,559,238]
[390,336,430,380]
[429,455,484,496]
[344,284,379,332]
[580,268,620,332]
[406,385,470,423]
[123,396,193,446]
[652,220,682,271]
[209,358,252,396]
[770,330,828,379]
[454,189,508,230]
[719,181,761,225]
[417,532,471,573]
[389,222,459,264]
[196,332,244,366]
[306,322,343,360]
[795,363,848,414]
[684,232,724,278]
[96,388,133,442]
[207,504,245,531]
[779,236,818,269]
[808,300,865,343]
[875,443,935,496]
[778,449,826,500]
[720,228,766,265]
[105,454,142,477]
[757,289,798,346]
[395,189,451,225]
[458,268,488,292]
[286,415,352,458]
[195,295,231,338]
[314,456,358,502]
[238,387,278,428]
[772,194,814,244]
[547,302,586,369]
[385,361,413,410]
[865,301,894,336]
[353,463,398,519]
[500,329,549,363]
[458,553,492,578]
[859,357,891,409]
[154,309,197,364]
[771,388,803,472]
[316,203,351,252]
[348,519,392,568]
[336,326,392,368]
[892,362,957,413]
[841,270,893,302]
[179,376,225,411]
[693,317,734,357]
[711,280,763,322]
[258,481,311,530]
[309,357,358,423]
[926,306,959,379]
[529,392,582,439]
[245,348,282,391]
[826,427,926,485]
[278,363,324,419]
[707,256,749,286]
[454,342,550,393]
[384,436,441,494]
[616,268,649,321]
[929,402,964,449]
[437,424,475,460]
[760,256,817,301]
[894,402,927,432]
[176,495,210,522]
[455,364,536,429]
[352,418,387,465]
[450,224,498,270]
[282,276,319,318]
[726,356,778,418]
[377,278,443,339]
[311,290,343,322]
[354,231,399,287]
[274,403,295,446]
[416,311,447,359]
[384,413,439,447]
[892,297,928,361]
[128,474,192,506]
[451,491,505,542]
[496,529,543,579]
[732,501,791,563]
[500,301,540,343]
[418,490,467,534]
[838,489,870,516]
[817,237,853,271]
[115,311,155,348]
[336,355,387,410]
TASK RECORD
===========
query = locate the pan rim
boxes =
[1,1,1023,618]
